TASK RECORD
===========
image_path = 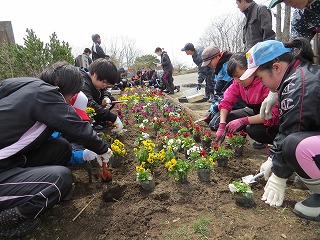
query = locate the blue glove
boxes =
[196,84,201,90]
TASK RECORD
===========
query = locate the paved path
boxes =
[169,72,211,118]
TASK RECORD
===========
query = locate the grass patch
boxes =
[192,216,213,238]
[164,216,213,239]
[165,225,191,240]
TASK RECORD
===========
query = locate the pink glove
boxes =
[215,123,226,142]
[226,117,249,133]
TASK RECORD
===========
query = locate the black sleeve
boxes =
[34,88,109,154]
[82,81,117,123]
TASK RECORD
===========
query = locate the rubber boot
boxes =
[0,207,41,237]
[294,177,320,221]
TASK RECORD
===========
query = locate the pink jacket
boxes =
[218,78,279,126]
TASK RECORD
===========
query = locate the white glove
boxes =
[260,91,278,120]
[102,97,112,109]
[97,148,113,164]
[260,156,273,180]
[83,149,98,161]
[111,116,123,134]
[262,173,287,207]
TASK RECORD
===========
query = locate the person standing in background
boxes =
[236,0,276,51]
[74,48,93,70]
[91,34,109,61]
[181,43,215,101]
[155,47,175,94]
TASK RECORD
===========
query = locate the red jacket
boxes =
[218,78,279,126]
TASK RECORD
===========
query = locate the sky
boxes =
[1,0,270,68]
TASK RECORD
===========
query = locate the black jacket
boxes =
[80,70,117,123]
[0,77,109,168]
[271,60,320,178]
[91,42,109,61]
[160,51,173,72]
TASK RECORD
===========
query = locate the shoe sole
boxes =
[293,209,320,221]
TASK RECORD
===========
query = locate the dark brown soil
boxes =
[21,93,320,240]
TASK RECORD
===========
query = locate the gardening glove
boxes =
[97,148,113,165]
[262,173,287,207]
[196,83,201,91]
[83,149,98,161]
[215,123,226,142]
[260,156,273,180]
[111,116,123,134]
[226,117,249,133]
[102,97,113,109]
[260,91,278,120]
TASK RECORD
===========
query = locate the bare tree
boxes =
[173,58,188,74]
[273,4,291,42]
[198,14,244,52]
[108,36,141,69]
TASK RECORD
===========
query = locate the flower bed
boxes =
[25,85,319,239]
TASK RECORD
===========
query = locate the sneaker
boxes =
[163,89,170,93]
[0,208,41,238]
[252,142,265,149]
[175,86,180,92]
[0,218,41,238]
[294,194,320,221]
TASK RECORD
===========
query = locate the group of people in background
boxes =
[1,0,320,238]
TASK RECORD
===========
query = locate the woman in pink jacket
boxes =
[215,52,279,145]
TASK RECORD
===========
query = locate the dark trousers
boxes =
[0,138,73,218]
[162,70,174,93]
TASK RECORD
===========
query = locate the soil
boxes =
[20,85,320,240]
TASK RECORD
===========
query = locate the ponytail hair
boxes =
[284,37,314,63]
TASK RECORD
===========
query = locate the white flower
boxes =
[142,132,150,139]
[228,183,238,193]
[139,123,145,128]
[142,119,149,123]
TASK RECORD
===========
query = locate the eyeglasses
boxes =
[102,80,114,88]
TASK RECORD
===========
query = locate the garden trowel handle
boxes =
[252,172,264,181]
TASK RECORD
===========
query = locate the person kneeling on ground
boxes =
[214,52,280,148]
[0,61,112,237]
[80,58,124,133]
[242,38,320,221]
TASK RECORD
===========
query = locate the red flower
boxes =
[239,130,247,138]
[200,149,207,156]
[212,142,219,151]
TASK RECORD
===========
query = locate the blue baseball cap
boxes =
[240,40,292,80]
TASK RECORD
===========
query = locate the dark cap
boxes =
[201,46,220,67]
[181,43,195,51]
[268,0,283,8]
